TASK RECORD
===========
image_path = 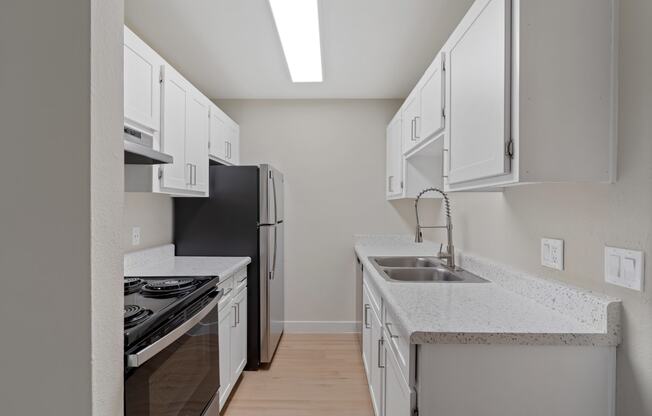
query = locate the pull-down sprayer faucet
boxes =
[414,188,455,269]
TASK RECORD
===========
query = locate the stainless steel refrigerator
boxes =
[174,164,284,369]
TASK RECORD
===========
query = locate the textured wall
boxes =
[123,193,174,252]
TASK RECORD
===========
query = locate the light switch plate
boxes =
[605,246,644,291]
[132,226,141,246]
[541,238,564,271]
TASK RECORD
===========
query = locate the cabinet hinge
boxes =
[159,69,164,84]
[413,408,419,416]
[158,166,163,180]
[505,138,514,159]
[400,181,404,190]
[442,107,446,119]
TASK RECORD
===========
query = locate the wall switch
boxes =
[605,246,644,291]
[541,238,564,271]
[131,226,141,246]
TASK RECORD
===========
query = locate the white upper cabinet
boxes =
[160,64,190,191]
[124,25,218,197]
[386,0,616,194]
[186,89,210,194]
[418,54,446,144]
[123,26,162,132]
[446,0,511,185]
[442,0,616,191]
[386,114,403,199]
[209,104,240,166]
[401,92,421,153]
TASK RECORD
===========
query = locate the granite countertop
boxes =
[355,235,621,347]
[124,244,251,280]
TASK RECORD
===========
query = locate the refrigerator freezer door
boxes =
[259,165,284,225]
[259,223,284,363]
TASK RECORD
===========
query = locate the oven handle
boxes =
[126,289,223,368]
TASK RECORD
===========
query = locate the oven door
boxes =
[125,291,221,416]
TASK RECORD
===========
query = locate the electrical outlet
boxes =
[132,226,141,246]
[605,246,644,291]
[541,238,564,271]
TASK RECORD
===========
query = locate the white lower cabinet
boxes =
[359,261,616,416]
[383,341,415,416]
[217,267,248,411]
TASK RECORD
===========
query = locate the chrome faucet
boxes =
[414,188,456,269]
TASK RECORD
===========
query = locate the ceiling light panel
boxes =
[269,0,323,83]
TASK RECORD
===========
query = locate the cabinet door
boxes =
[384,343,415,416]
[123,26,161,131]
[369,307,383,416]
[419,53,445,141]
[160,65,190,191]
[446,0,511,185]
[218,304,233,409]
[209,105,227,161]
[230,288,247,382]
[361,286,372,379]
[386,116,403,198]
[229,125,240,165]
[401,93,420,153]
[186,89,209,194]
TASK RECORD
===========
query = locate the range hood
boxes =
[124,126,173,165]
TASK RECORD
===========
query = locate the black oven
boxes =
[125,289,221,416]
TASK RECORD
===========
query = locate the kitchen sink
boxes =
[384,268,462,282]
[372,256,442,268]
[369,256,489,284]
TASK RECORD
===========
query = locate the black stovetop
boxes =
[123,275,218,349]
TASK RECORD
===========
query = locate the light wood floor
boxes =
[222,334,374,416]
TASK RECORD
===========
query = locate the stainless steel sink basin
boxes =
[384,268,462,282]
[372,256,442,268]
[369,256,489,283]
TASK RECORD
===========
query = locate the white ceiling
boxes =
[125,0,473,99]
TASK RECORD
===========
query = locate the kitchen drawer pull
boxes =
[414,116,420,139]
[232,304,238,327]
[364,304,370,329]
[386,323,399,339]
[388,176,394,193]
[410,119,415,141]
[377,338,385,369]
[236,302,240,324]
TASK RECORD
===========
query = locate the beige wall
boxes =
[123,193,174,252]
[216,99,438,327]
[0,0,124,414]
[430,1,652,414]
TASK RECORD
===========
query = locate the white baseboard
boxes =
[284,321,361,334]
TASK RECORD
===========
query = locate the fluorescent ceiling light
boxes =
[269,0,323,83]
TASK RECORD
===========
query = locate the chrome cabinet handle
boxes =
[414,116,421,139]
[127,289,222,368]
[236,302,240,324]
[186,163,192,185]
[410,118,415,141]
[364,304,370,329]
[224,141,228,159]
[232,305,238,327]
[388,175,394,193]
[377,338,385,369]
[386,323,399,339]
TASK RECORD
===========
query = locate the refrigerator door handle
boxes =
[271,171,278,224]
[271,225,278,280]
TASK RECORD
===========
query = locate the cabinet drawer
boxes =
[218,275,234,310]
[233,267,248,294]
[384,304,413,384]
[363,273,382,317]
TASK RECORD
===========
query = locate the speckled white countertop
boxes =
[124,244,250,280]
[355,235,621,346]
